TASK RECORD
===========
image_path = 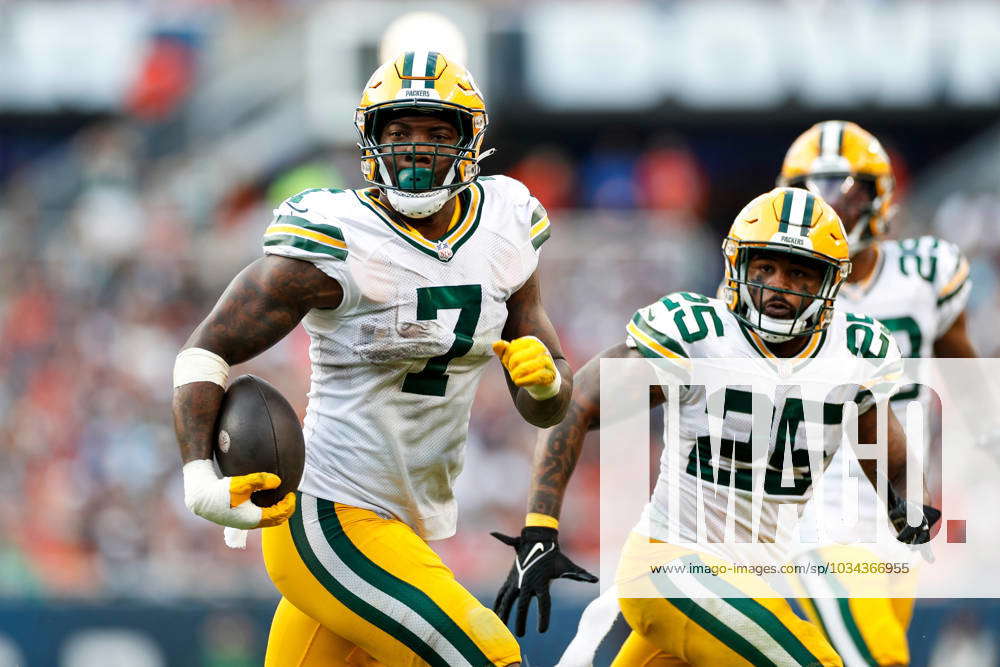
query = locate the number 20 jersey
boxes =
[624,292,902,553]
[261,176,551,540]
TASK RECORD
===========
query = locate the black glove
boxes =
[888,496,941,545]
[491,526,597,636]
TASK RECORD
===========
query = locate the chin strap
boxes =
[739,284,822,343]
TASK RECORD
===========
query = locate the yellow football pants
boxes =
[262,493,520,667]
[793,547,913,666]
[612,532,842,667]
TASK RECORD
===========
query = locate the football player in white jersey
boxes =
[777,121,973,667]
[172,51,575,667]
[493,188,938,666]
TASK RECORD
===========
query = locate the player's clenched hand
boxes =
[493,336,561,400]
[183,459,296,529]
[491,526,597,636]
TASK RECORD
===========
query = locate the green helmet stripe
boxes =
[401,51,414,88]
[800,192,816,235]
[425,51,438,89]
[820,120,845,157]
[778,190,793,233]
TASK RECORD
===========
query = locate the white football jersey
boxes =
[810,236,970,541]
[261,176,551,540]
[623,292,902,556]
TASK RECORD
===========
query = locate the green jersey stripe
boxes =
[447,181,485,255]
[264,234,347,260]
[275,215,345,241]
[631,313,689,358]
[317,499,493,666]
[530,203,548,226]
[651,574,779,666]
[354,185,482,261]
[937,277,969,306]
[425,51,438,88]
[287,496,450,667]
[531,225,551,250]
[402,51,414,88]
[683,555,825,666]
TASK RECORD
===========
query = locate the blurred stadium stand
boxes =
[2,0,1000,665]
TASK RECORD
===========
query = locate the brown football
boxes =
[213,375,305,507]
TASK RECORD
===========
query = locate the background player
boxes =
[494,188,937,666]
[779,121,975,667]
[172,51,572,666]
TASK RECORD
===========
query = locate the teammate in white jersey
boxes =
[494,188,938,666]
[172,51,575,666]
[778,121,974,667]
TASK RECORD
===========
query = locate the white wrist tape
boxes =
[182,459,261,529]
[525,366,562,401]
[173,348,230,388]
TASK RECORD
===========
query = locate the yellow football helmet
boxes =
[355,51,492,218]
[777,121,894,255]
[722,187,852,342]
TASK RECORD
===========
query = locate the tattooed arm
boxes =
[500,269,574,428]
[527,343,666,519]
[172,256,343,463]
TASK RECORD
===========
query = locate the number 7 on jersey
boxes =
[401,285,483,397]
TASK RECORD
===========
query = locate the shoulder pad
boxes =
[478,175,531,204]
[842,312,899,360]
[264,188,350,261]
[481,176,550,250]
[626,292,725,360]
[928,237,970,306]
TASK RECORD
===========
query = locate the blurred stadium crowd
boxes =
[3,0,1000,609]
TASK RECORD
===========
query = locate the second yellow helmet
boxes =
[777,121,894,255]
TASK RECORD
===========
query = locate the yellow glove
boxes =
[493,336,562,400]
[230,473,297,528]
[183,460,296,529]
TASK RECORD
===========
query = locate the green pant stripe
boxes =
[800,595,834,642]
[651,571,778,666]
[317,499,493,667]
[287,496,450,667]
[682,556,823,666]
[806,554,879,666]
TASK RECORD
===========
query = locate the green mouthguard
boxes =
[396,167,435,191]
